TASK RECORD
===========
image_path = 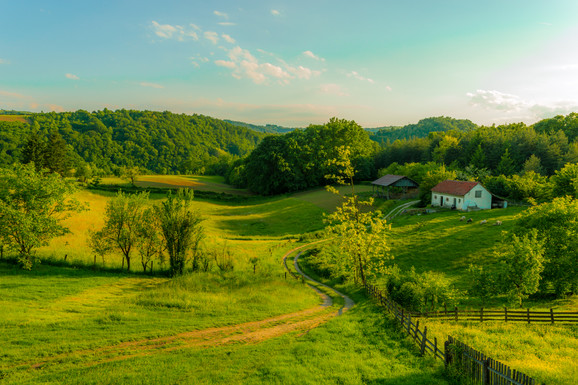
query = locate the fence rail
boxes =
[364,283,544,385]
[412,307,578,324]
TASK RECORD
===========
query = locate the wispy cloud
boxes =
[216,45,320,85]
[0,90,64,112]
[151,21,198,41]
[222,34,235,44]
[139,82,164,89]
[214,11,228,19]
[0,58,9,65]
[320,84,348,96]
[303,50,325,62]
[204,31,219,44]
[218,22,236,26]
[467,89,578,122]
[65,73,79,80]
[271,10,281,16]
[348,70,374,84]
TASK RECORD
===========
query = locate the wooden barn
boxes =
[371,174,419,200]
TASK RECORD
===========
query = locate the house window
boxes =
[475,190,482,198]
[458,199,461,203]
[434,195,437,199]
[446,197,449,201]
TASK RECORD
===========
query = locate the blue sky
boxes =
[1,1,578,127]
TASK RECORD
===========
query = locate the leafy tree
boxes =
[155,189,204,276]
[470,144,487,170]
[495,229,544,307]
[43,131,72,176]
[323,147,390,286]
[87,229,113,267]
[495,148,516,176]
[21,131,46,170]
[512,197,578,295]
[136,207,163,272]
[418,164,457,206]
[0,164,83,269]
[550,162,578,197]
[99,191,149,271]
[467,264,497,306]
[120,166,141,186]
[522,154,544,175]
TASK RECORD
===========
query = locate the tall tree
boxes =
[495,229,544,307]
[0,164,83,269]
[100,191,149,271]
[323,147,390,286]
[156,189,204,276]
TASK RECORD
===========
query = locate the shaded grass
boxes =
[135,175,252,196]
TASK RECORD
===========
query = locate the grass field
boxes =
[0,115,29,123]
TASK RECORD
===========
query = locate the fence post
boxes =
[480,307,483,322]
[434,337,438,360]
[455,306,458,322]
[527,308,530,324]
[505,306,508,322]
[415,320,420,341]
[482,358,490,384]
[444,302,447,317]
[420,326,427,355]
[444,339,451,367]
[550,308,554,324]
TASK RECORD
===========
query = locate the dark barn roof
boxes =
[372,174,419,188]
[431,180,480,196]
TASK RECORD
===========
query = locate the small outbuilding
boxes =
[372,174,419,200]
[431,180,507,211]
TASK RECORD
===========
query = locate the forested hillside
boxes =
[370,116,477,143]
[224,120,296,134]
[0,110,266,175]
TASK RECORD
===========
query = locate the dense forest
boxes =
[0,109,266,175]
[369,116,477,143]
[226,118,378,195]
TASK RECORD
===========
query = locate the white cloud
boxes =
[467,89,578,122]
[303,50,325,62]
[215,60,236,69]
[271,10,280,16]
[204,31,220,44]
[348,71,374,84]
[218,22,236,26]
[222,34,236,44]
[214,11,229,19]
[467,89,526,112]
[151,21,198,41]
[0,58,9,64]
[288,65,321,80]
[65,73,79,80]
[320,84,348,96]
[139,82,164,89]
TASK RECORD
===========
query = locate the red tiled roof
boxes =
[431,180,480,196]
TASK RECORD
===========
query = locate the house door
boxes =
[440,196,444,206]
[453,198,456,208]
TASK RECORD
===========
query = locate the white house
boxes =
[431,180,503,211]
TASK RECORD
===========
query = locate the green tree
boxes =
[156,189,204,276]
[418,164,457,206]
[43,131,72,176]
[469,144,486,169]
[496,148,516,176]
[99,191,149,271]
[323,147,390,286]
[495,230,544,307]
[550,162,578,197]
[522,154,544,175]
[21,131,46,171]
[512,197,578,295]
[0,164,83,269]
[136,207,163,273]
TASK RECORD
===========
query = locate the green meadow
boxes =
[1,177,577,384]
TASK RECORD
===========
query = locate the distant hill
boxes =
[370,117,477,143]
[224,120,297,134]
[0,109,267,175]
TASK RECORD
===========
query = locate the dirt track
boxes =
[20,241,352,370]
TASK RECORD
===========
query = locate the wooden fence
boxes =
[364,283,544,385]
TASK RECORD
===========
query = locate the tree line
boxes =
[0,109,266,176]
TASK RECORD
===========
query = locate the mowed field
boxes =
[0,115,29,123]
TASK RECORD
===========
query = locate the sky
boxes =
[1,0,578,128]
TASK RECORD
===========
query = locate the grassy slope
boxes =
[1,181,450,384]
[384,207,578,385]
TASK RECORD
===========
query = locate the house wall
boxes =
[431,193,466,210]
[431,185,492,211]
